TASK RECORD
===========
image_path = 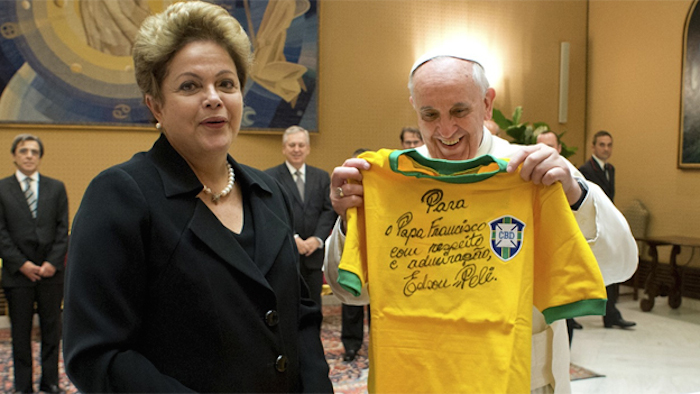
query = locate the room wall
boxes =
[0,0,589,224]
[587,0,700,265]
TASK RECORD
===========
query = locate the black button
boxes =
[265,310,279,326]
[275,355,288,372]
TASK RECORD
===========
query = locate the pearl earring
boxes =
[156,122,161,130]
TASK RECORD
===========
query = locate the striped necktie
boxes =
[295,170,305,201]
[24,177,37,218]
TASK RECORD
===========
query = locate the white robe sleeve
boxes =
[490,135,638,286]
[323,218,370,305]
[571,175,639,286]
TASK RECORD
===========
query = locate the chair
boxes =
[621,199,650,299]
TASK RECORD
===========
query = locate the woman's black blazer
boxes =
[63,134,332,393]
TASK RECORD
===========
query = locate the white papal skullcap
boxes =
[409,48,484,77]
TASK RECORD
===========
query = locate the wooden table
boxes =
[636,236,700,311]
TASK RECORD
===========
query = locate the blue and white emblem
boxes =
[489,216,526,261]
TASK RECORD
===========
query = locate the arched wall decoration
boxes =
[0,0,318,133]
[680,0,700,167]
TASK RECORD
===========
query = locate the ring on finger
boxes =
[335,186,345,198]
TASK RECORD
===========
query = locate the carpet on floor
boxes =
[0,305,601,393]
[569,362,605,381]
[0,328,77,394]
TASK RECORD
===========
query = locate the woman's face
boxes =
[146,40,243,163]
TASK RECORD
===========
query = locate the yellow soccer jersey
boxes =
[338,149,607,394]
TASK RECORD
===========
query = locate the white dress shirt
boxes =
[285,162,324,249]
[16,170,39,200]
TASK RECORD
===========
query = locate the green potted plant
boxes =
[492,106,577,159]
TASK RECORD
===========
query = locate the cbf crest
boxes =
[489,216,526,261]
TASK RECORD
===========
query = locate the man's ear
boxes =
[483,87,496,116]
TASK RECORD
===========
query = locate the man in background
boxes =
[266,126,337,307]
[0,134,69,394]
[579,130,636,329]
[536,131,585,342]
[399,126,424,149]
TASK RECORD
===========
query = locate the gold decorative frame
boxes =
[680,0,700,168]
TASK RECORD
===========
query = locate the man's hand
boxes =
[301,238,322,257]
[507,143,582,205]
[295,236,309,255]
[330,158,370,227]
[39,261,56,278]
[295,237,323,256]
[19,261,41,282]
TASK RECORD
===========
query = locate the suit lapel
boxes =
[589,158,609,186]
[36,176,51,219]
[608,165,615,184]
[10,176,34,219]
[188,163,290,284]
[305,167,315,201]
[279,165,304,206]
[189,201,272,290]
[250,191,289,275]
[149,135,271,288]
[151,136,290,285]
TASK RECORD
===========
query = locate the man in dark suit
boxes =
[265,126,337,307]
[0,134,69,393]
[579,130,636,329]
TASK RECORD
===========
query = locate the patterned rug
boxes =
[569,362,605,381]
[322,305,370,394]
[0,329,77,394]
[0,305,600,393]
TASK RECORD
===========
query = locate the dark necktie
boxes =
[24,177,37,218]
[295,170,304,201]
[604,164,610,181]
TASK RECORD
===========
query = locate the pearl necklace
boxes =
[202,163,235,204]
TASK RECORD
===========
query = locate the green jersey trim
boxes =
[386,149,508,184]
[338,269,362,297]
[542,298,608,325]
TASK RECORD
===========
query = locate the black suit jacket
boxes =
[63,135,332,393]
[0,173,68,288]
[579,157,615,202]
[265,163,337,270]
